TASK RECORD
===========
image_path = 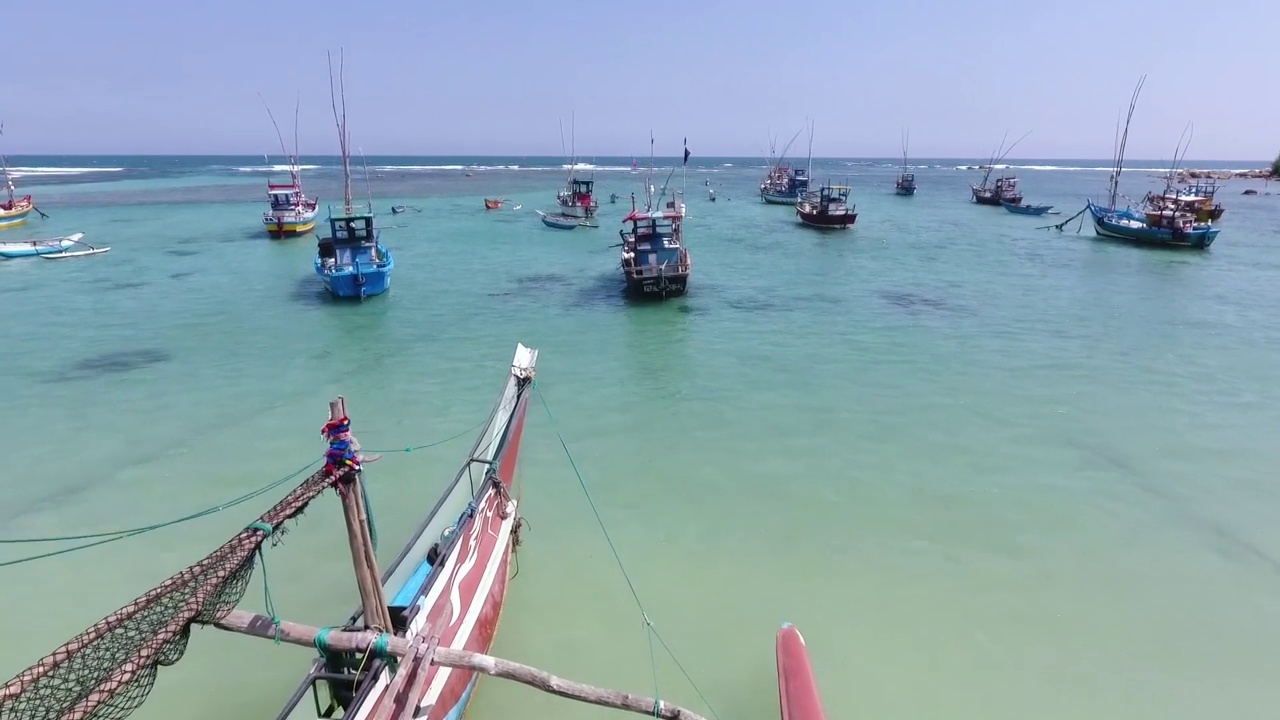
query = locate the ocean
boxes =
[2,155,1279,720]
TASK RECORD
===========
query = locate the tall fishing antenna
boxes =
[327,48,352,213]
[805,118,814,182]
[292,93,303,191]
[901,127,910,170]
[257,94,291,162]
[0,122,14,204]
[980,130,1032,186]
[1110,75,1145,209]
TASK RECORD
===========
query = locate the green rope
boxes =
[362,416,491,454]
[371,632,399,673]
[534,382,721,720]
[248,522,282,644]
[315,626,336,657]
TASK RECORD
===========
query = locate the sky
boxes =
[4,0,1276,160]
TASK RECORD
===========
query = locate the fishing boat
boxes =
[895,129,917,196]
[971,132,1030,205]
[484,197,504,210]
[262,166,319,238]
[620,201,690,298]
[556,178,598,219]
[537,211,579,230]
[796,185,857,229]
[1001,200,1053,216]
[314,52,394,299]
[274,344,538,720]
[257,102,319,238]
[760,127,811,204]
[1144,179,1225,223]
[1083,77,1219,249]
[0,232,83,258]
[777,623,826,720]
[0,136,33,230]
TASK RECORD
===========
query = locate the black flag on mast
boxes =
[683,138,690,166]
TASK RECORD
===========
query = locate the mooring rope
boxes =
[533,381,722,720]
[0,417,488,565]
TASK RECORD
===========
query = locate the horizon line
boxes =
[1,152,1271,164]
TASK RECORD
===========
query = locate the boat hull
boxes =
[624,270,689,299]
[264,213,319,238]
[1088,202,1218,249]
[777,624,826,720]
[761,191,801,205]
[1001,201,1052,216]
[314,251,395,298]
[0,234,80,258]
[0,200,33,229]
[797,210,857,229]
[540,214,579,229]
[556,201,597,219]
[894,186,917,196]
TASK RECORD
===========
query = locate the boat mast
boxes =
[1110,76,1145,211]
[327,49,353,214]
[259,94,299,190]
[901,127,910,175]
[805,118,814,182]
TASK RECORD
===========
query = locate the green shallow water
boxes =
[3,158,1280,719]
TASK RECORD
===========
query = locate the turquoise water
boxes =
[3,156,1280,720]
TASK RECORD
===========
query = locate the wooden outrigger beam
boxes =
[214,609,710,720]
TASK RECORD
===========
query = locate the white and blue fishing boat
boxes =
[1085,77,1218,250]
[0,232,84,258]
[314,51,394,299]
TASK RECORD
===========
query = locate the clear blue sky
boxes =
[6,0,1274,160]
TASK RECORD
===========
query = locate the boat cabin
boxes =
[993,176,1019,197]
[897,172,916,185]
[562,178,596,206]
[621,210,686,273]
[318,212,380,270]
[268,185,302,210]
[809,185,851,212]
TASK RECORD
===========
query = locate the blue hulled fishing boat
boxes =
[759,127,811,204]
[314,51,394,299]
[1085,76,1218,250]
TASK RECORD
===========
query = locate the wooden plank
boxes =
[214,609,708,720]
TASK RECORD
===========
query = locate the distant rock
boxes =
[1171,168,1274,181]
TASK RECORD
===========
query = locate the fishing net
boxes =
[0,466,352,720]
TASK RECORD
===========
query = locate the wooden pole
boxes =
[214,609,709,720]
[329,397,393,632]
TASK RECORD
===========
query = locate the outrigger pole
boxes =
[214,609,710,720]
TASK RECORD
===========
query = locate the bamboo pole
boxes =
[329,397,393,632]
[214,609,709,720]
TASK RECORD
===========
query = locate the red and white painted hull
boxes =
[776,623,826,720]
[279,344,538,720]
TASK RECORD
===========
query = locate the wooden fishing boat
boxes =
[1001,200,1053,216]
[0,139,34,229]
[484,197,504,210]
[894,172,917,196]
[556,178,598,219]
[760,127,810,204]
[537,211,579,229]
[1144,181,1225,223]
[1078,77,1219,249]
[262,168,319,238]
[0,232,84,258]
[275,344,538,720]
[777,623,826,720]
[796,185,857,229]
[895,129,917,196]
[315,51,394,299]
[971,132,1030,205]
[258,103,319,238]
[620,200,690,298]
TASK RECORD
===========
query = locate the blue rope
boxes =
[534,382,721,720]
